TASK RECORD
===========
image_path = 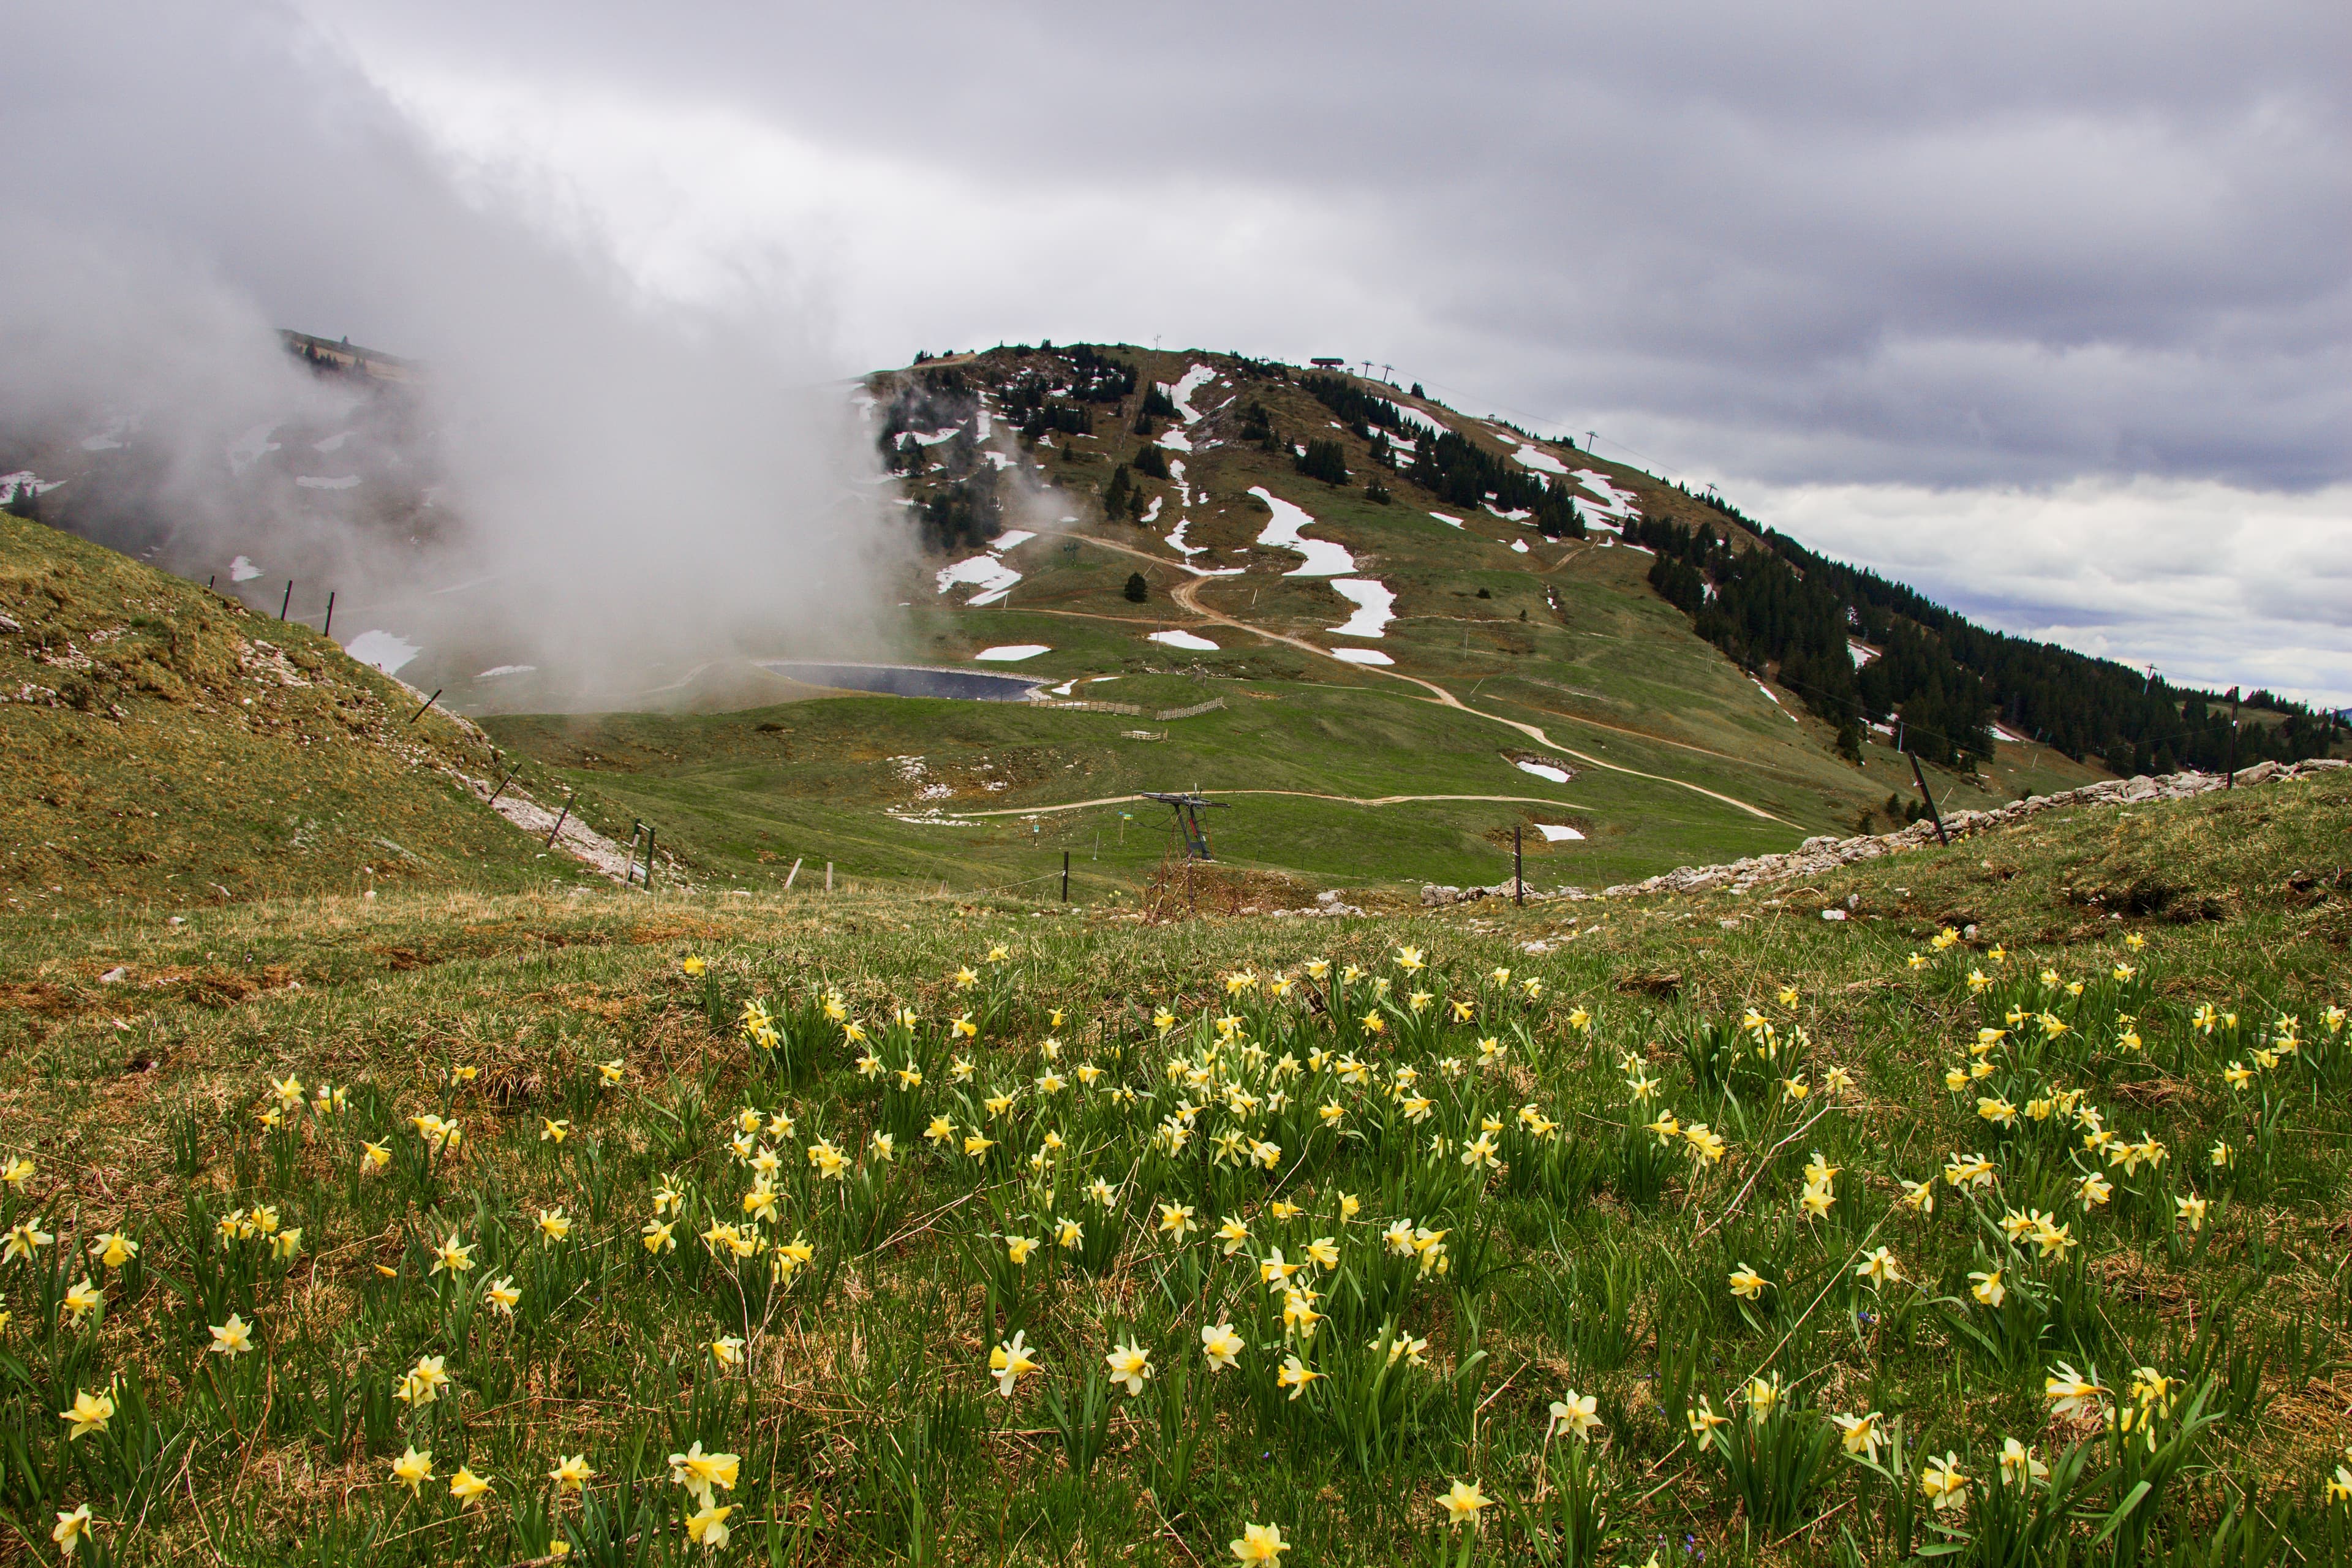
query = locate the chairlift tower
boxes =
[1139,791,1227,861]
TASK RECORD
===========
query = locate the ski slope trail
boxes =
[1042,528,1790,826]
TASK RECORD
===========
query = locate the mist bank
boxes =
[0,3,910,710]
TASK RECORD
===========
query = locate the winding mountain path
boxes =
[1041,528,1790,825]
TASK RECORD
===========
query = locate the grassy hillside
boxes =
[0,514,567,914]
[1,755,2345,1563]
[486,347,2110,896]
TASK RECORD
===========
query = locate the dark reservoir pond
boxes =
[759,662,1043,701]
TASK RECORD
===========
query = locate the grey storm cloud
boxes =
[303,0,2351,491]
[7,2,2348,702]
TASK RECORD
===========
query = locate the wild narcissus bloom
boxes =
[668,1441,740,1504]
[1105,1340,1153,1395]
[1202,1321,1244,1372]
[1969,1268,2006,1307]
[549,1454,595,1491]
[1920,1452,1969,1510]
[391,1446,434,1493]
[989,1331,1040,1398]
[1549,1390,1600,1441]
[483,1276,521,1315]
[59,1387,114,1439]
[1439,1479,1490,1525]
[209,1314,255,1356]
[1728,1264,1770,1300]
[1833,1411,1885,1462]
[449,1467,492,1507]
[1276,1354,1321,1399]
[1855,1247,1901,1287]
[1231,1521,1289,1562]
[687,1504,736,1550]
[51,1504,94,1558]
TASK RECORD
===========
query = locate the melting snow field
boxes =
[1250,486,1356,576]
[1511,539,1530,554]
[1535,824,1586,842]
[1148,630,1221,651]
[225,424,279,475]
[1515,760,1572,785]
[1326,579,1395,638]
[476,665,537,679]
[974,645,1049,662]
[229,556,263,582]
[1848,640,1877,668]
[345,630,421,676]
[296,475,360,491]
[990,530,1036,550]
[1140,497,1164,526]
[1163,364,1216,423]
[937,554,1022,606]
[1428,511,1464,528]
[312,431,352,453]
[1573,470,1642,521]
[1328,647,1393,666]
[1511,443,1570,477]
[1400,407,1450,438]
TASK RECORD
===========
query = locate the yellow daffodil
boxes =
[1230,1521,1290,1562]
[59,1387,115,1439]
[668,1441,741,1504]
[450,1466,492,1507]
[1833,1411,1885,1462]
[1728,1264,1770,1300]
[209,1314,255,1355]
[1276,1354,1321,1400]
[989,1331,1040,1398]
[1920,1452,1969,1511]
[687,1504,736,1550]
[1550,1390,1601,1441]
[549,1453,595,1492]
[1439,1479,1490,1526]
[391,1445,434,1493]
[51,1504,94,1558]
[483,1276,521,1314]
[1969,1268,2005,1307]
[1105,1340,1153,1395]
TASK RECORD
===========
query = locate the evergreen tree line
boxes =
[1298,373,1404,434]
[1640,500,2343,772]
[1294,438,1349,485]
[917,470,1001,556]
[1063,345,1137,404]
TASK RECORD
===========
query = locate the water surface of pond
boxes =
[760,662,1043,701]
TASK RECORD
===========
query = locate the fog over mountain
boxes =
[5,2,2346,703]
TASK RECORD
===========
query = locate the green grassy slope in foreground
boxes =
[0,514,566,913]
[1,766,2346,1563]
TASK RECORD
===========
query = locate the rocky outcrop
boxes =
[1589,760,2346,900]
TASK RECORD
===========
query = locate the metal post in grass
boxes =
[407,690,443,723]
[280,580,293,620]
[643,826,656,891]
[487,762,520,805]
[1908,752,1950,846]
[1062,850,1070,902]
[545,789,575,849]
[2225,687,2241,786]
[322,591,335,638]
[1513,826,1523,905]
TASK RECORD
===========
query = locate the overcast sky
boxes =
[10,3,2348,704]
